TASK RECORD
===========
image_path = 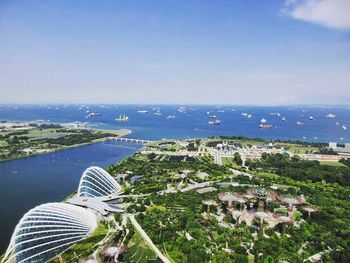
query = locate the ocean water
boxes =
[0,140,141,253]
[0,104,349,142]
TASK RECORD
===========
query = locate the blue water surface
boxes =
[0,140,141,252]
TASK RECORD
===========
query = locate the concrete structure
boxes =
[3,203,96,263]
[329,142,337,150]
[112,137,152,144]
[328,142,350,153]
[67,197,124,216]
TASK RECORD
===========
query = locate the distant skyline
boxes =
[1,0,350,105]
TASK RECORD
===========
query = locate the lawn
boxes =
[256,172,280,179]
[319,160,346,167]
[124,231,157,263]
[275,143,317,154]
[222,157,240,168]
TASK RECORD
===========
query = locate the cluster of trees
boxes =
[246,153,350,186]
[218,135,327,148]
[108,152,231,194]
[110,149,350,262]
[187,139,201,151]
[0,127,113,161]
[139,201,249,262]
[340,158,350,167]
[43,130,112,146]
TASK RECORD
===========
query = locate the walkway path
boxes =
[128,215,171,263]
[214,151,222,165]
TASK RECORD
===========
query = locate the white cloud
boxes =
[283,0,350,30]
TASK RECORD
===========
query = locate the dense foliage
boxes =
[0,128,113,161]
[111,149,350,262]
[246,153,350,186]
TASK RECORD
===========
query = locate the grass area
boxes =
[0,127,119,162]
[50,222,108,262]
[256,172,280,179]
[276,143,317,154]
[206,138,265,147]
[248,255,255,263]
[124,231,157,263]
[222,157,240,168]
[206,138,317,154]
[319,160,346,167]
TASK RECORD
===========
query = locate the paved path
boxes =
[129,215,171,263]
[214,151,222,165]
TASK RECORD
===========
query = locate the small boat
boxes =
[86,111,101,118]
[336,122,340,125]
[178,107,186,113]
[259,124,272,129]
[260,118,267,123]
[241,112,248,116]
[325,114,336,118]
[167,115,176,119]
[115,114,129,122]
[247,114,252,118]
[208,114,216,118]
[137,110,148,113]
[154,109,162,116]
[282,117,286,121]
[296,121,304,125]
[269,112,280,117]
[218,110,224,113]
[342,125,347,130]
[309,116,314,120]
[208,118,221,125]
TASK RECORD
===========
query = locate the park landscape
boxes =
[3,135,348,262]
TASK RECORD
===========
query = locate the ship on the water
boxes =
[137,110,149,113]
[178,106,186,113]
[259,124,272,129]
[325,114,336,118]
[115,114,129,121]
[85,111,101,118]
[208,118,221,125]
[154,109,162,116]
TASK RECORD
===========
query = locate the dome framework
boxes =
[3,203,96,263]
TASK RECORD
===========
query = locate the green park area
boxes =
[123,231,157,263]
[0,124,118,162]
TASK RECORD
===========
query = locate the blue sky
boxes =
[0,0,349,104]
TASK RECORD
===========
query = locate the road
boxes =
[128,215,171,263]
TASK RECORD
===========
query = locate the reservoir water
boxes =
[0,140,141,252]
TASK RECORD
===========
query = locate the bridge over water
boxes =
[109,137,153,144]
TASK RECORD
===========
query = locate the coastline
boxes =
[0,128,132,163]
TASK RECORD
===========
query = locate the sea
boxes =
[1,104,350,142]
[0,104,349,252]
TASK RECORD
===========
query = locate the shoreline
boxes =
[0,128,132,163]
